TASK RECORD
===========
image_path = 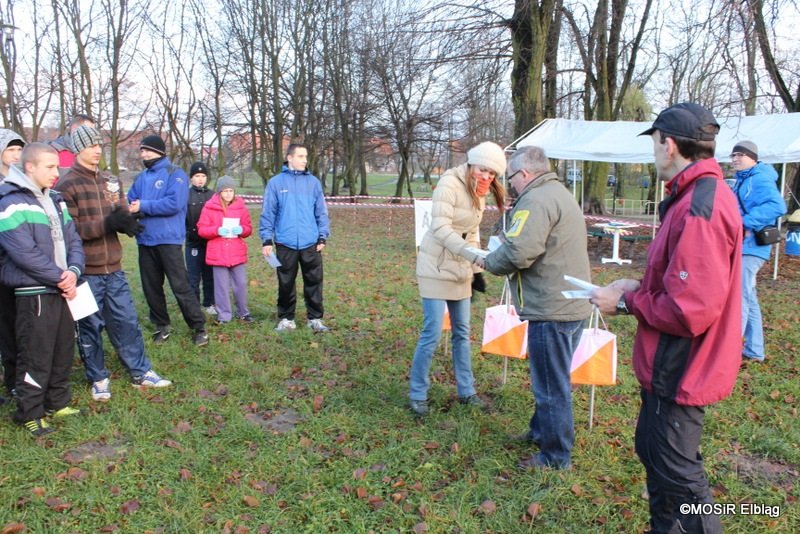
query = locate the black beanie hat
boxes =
[140,135,166,156]
[190,161,209,178]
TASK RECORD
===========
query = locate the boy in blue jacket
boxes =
[0,143,85,437]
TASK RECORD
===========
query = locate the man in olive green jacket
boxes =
[478,145,591,470]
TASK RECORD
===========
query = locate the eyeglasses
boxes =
[730,153,746,159]
[506,169,523,181]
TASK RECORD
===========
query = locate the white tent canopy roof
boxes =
[510,113,800,164]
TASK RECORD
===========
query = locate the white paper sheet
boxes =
[222,217,240,239]
[562,275,599,299]
[264,253,282,268]
[464,246,489,259]
[67,281,99,321]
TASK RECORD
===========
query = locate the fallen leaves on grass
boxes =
[179,468,193,481]
[312,395,324,412]
[55,467,89,482]
[249,481,277,495]
[526,502,542,521]
[163,439,183,452]
[119,500,140,514]
[45,497,71,512]
[367,495,385,510]
[172,421,192,433]
[242,495,260,507]
[475,499,496,515]
[1,523,26,534]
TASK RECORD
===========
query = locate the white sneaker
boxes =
[204,305,218,316]
[132,370,173,389]
[307,319,330,333]
[275,318,297,332]
[91,378,111,401]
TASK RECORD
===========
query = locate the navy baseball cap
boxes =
[640,102,720,141]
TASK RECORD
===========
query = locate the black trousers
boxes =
[185,241,215,307]
[138,244,205,331]
[275,244,324,321]
[635,389,722,534]
[14,293,74,421]
[0,282,17,393]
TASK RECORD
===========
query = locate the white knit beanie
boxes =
[467,142,507,177]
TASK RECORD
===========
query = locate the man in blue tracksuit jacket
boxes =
[259,143,331,333]
[0,143,85,436]
[731,140,786,361]
[127,135,208,346]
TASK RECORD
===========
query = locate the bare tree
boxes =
[99,0,150,173]
[562,0,654,212]
[1,0,55,137]
[53,0,94,117]
[369,2,449,199]
[189,0,232,175]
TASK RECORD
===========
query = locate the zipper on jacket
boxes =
[93,171,111,274]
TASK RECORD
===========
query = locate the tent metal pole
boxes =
[773,163,787,280]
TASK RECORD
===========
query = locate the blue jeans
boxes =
[741,255,766,360]
[77,272,152,382]
[409,298,475,401]
[527,319,584,468]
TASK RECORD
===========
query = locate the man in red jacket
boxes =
[592,103,742,534]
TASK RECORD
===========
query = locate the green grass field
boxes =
[0,206,797,532]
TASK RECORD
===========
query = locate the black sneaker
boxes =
[24,418,55,437]
[458,394,487,410]
[193,330,209,346]
[238,314,255,324]
[152,326,171,345]
[409,399,429,416]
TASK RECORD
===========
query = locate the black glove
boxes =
[121,216,144,237]
[472,272,486,293]
[104,205,143,237]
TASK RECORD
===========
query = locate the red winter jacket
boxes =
[197,194,252,267]
[626,158,742,406]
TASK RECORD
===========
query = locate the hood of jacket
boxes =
[5,164,48,201]
[0,128,24,153]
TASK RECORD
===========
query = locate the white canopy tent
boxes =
[509,113,800,164]
[507,113,800,278]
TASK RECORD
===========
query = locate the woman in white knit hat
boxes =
[409,141,507,416]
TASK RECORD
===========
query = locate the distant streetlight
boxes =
[2,22,18,131]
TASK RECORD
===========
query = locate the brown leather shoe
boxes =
[508,431,539,446]
[518,454,571,470]
[518,454,548,470]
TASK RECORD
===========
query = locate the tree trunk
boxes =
[509,0,558,137]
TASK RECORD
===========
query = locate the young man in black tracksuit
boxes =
[0,143,85,437]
